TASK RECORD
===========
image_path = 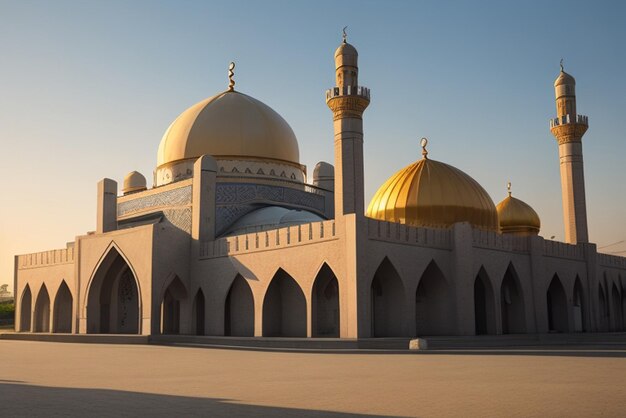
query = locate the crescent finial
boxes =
[228,62,236,91]
[560,58,564,72]
[342,26,348,43]
[420,137,429,159]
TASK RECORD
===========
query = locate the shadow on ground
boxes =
[0,382,408,418]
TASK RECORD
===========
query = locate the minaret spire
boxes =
[326,32,370,216]
[549,65,589,244]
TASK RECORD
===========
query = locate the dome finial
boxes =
[342,26,348,43]
[507,181,512,197]
[228,62,236,92]
[560,58,564,72]
[420,137,429,159]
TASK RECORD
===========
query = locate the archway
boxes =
[161,276,187,335]
[87,247,140,334]
[611,284,622,332]
[19,285,32,332]
[33,285,50,332]
[416,261,454,336]
[598,283,609,332]
[546,275,568,332]
[572,277,585,332]
[53,281,73,333]
[474,267,496,335]
[192,289,205,336]
[262,269,306,337]
[371,258,406,337]
[622,282,626,332]
[225,275,254,336]
[311,263,340,337]
[500,264,526,334]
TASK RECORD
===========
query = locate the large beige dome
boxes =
[157,91,300,168]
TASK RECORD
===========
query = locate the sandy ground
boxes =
[1,341,626,417]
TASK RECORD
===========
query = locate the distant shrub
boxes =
[0,302,15,319]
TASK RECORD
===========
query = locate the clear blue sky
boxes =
[1,0,625,290]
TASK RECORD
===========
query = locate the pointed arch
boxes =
[225,275,255,336]
[86,246,140,334]
[161,276,187,335]
[262,269,306,337]
[598,282,609,332]
[192,288,205,336]
[53,280,73,333]
[371,257,406,337]
[474,266,496,335]
[311,263,340,337]
[572,276,585,332]
[622,279,626,332]
[33,284,50,332]
[416,260,454,336]
[19,285,32,332]
[547,274,568,332]
[500,263,526,334]
[611,283,623,332]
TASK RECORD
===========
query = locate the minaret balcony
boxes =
[549,114,588,129]
[325,85,370,102]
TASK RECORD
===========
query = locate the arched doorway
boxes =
[262,269,306,337]
[500,264,526,334]
[225,275,255,336]
[87,247,140,334]
[53,281,73,333]
[611,284,622,332]
[311,263,340,337]
[161,276,187,335]
[598,283,609,332]
[547,275,568,332]
[416,261,454,336]
[33,285,50,332]
[572,277,585,332]
[474,267,496,335]
[371,258,406,337]
[192,289,205,336]
[19,285,32,332]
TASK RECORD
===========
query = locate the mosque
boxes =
[13,36,626,340]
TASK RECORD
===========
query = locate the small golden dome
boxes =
[554,70,575,87]
[496,193,541,235]
[335,41,358,58]
[157,91,299,168]
[122,171,147,195]
[366,154,498,231]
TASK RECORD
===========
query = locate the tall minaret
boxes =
[326,29,370,216]
[550,62,589,244]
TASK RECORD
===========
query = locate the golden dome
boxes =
[366,153,498,231]
[157,90,299,168]
[554,70,575,87]
[496,192,541,235]
[122,171,147,195]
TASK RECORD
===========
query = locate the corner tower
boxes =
[326,30,370,216]
[550,62,589,244]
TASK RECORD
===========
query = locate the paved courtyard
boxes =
[1,340,626,417]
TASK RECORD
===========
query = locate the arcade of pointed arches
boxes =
[17,253,626,337]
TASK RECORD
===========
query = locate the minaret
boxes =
[326,29,370,216]
[549,62,589,244]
